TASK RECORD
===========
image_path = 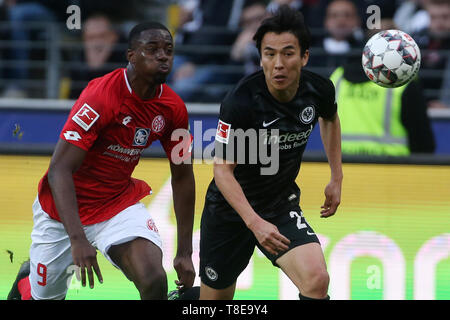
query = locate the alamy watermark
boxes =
[66,5,81,30]
[66,264,81,290]
[65,4,383,31]
[169,121,314,175]
[366,5,381,30]
[366,265,382,290]
[169,126,281,176]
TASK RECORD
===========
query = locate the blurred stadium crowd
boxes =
[0,0,448,109]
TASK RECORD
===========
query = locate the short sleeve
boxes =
[59,83,112,151]
[214,96,250,162]
[318,78,338,120]
[160,102,193,163]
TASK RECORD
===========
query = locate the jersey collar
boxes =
[123,68,164,100]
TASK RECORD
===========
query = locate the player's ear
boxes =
[301,49,309,67]
[127,48,135,65]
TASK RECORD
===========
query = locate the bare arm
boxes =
[213,158,290,255]
[170,161,196,290]
[319,114,343,218]
[47,138,102,287]
[48,139,85,240]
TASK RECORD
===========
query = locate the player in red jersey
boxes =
[8,22,196,300]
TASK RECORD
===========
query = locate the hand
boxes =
[71,238,103,289]
[173,254,195,292]
[320,179,342,218]
[249,217,290,255]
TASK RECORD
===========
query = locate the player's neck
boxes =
[125,66,158,100]
[268,84,298,103]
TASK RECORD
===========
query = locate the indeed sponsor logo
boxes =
[263,125,313,145]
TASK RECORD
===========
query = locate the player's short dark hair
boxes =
[128,21,172,49]
[253,5,311,56]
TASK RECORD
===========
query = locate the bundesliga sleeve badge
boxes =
[215,120,231,144]
[72,103,100,131]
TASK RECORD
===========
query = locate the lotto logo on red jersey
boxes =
[72,103,100,131]
[215,120,231,144]
[63,130,81,141]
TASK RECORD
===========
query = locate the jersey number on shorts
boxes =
[37,263,47,286]
[289,211,307,230]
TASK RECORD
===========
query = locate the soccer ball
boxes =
[362,29,421,88]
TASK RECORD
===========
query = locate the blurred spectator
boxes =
[0,0,133,98]
[413,0,450,109]
[230,0,269,76]
[266,0,323,28]
[330,20,435,156]
[1,0,64,98]
[309,0,364,74]
[172,0,200,39]
[169,0,250,102]
[64,14,126,99]
[356,0,397,25]
[313,0,397,30]
[394,0,430,34]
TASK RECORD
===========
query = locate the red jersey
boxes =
[38,68,191,225]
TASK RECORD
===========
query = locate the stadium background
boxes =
[1,155,449,300]
[0,0,449,300]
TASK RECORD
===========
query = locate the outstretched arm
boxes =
[319,113,343,218]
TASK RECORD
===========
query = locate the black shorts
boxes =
[199,202,320,290]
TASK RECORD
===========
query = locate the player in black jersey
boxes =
[199,6,343,300]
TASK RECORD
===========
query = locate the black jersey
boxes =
[205,69,337,220]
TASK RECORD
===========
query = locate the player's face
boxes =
[427,4,450,37]
[129,29,174,84]
[325,0,360,41]
[260,32,309,101]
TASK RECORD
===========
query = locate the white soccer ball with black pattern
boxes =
[362,29,421,88]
